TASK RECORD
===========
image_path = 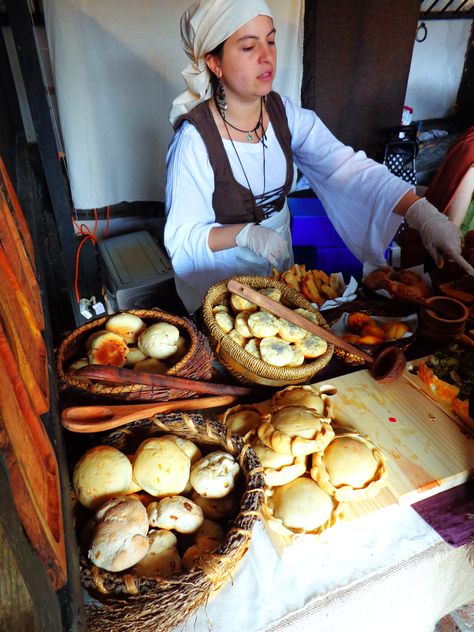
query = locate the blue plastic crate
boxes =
[289,197,363,280]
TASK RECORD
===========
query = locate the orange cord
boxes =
[72,208,99,303]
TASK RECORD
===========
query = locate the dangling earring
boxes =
[215,78,227,117]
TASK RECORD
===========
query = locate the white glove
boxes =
[405,198,474,275]
[235,223,290,269]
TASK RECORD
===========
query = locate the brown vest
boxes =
[175,91,294,224]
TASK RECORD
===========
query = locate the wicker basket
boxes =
[56,309,213,401]
[77,412,264,632]
[202,276,334,387]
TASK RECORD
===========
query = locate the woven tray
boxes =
[77,412,264,632]
[56,309,213,401]
[202,276,334,387]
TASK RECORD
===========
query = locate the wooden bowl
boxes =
[419,296,469,342]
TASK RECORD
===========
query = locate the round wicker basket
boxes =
[56,309,213,401]
[202,276,334,387]
[77,412,264,632]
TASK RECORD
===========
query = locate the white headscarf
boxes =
[169,0,273,125]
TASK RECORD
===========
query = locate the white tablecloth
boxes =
[177,504,474,632]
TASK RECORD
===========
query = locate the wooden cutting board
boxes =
[0,323,67,590]
[316,366,474,505]
[0,247,49,414]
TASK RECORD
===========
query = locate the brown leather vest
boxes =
[175,91,294,224]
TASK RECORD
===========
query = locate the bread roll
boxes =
[192,518,225,542]
[137,322,180,359]
[147,496,204,533]
[73,446,133,510]
[105,312,146,343]
[234,312,253,338]
[84,329,108,351]
[293,334,327,359]
[182,534,222,570]
[133,357,168,374]
[124,346,148,367]
[191,491,237,520]
[88,331,129,367]
[215,311,234,334]
[133,437,191,497]
[190,451,240,498]
[133,529,181,578]
[88,496,149,572]
[277,319,307,343]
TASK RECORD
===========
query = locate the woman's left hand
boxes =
[405,198,474,275]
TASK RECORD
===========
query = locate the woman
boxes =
[164,0,472,314]
[425,127,474,235]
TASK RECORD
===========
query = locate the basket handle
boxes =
[75,365,261,397]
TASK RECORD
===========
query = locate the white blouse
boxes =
[164,96,412,313]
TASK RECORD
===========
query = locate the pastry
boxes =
[252,439,306,487]
[311,433,387,501]
[222,404,262,438]
[215,311,235,334]
[259,337,294,367]
[271,385,325,414]
[267,477,338,533]
[277,318,307,343]
[258,405,334,456]
[234,311,253,338]
[229,293,257,313]
[247,310,280,338]
[293,333,328,358]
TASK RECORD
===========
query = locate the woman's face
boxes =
[209,15,276,104]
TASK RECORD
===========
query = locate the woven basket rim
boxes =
[78,412,264,631]
[56,308,212,399]
[202,275,334,382]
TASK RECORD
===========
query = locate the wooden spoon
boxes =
[62,394,237,433]
[227,279,406,384]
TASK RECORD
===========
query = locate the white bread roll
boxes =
[124,346,148,367]
[133,437,191,496]
[105,312,146,344]
[133,357,168,374]
[191,491,237,520]
[133,529,181,578]
[147,496,203,533]
[137,322,180,359]
[88,496,149,572]
[73,446,133,510]
[190,451,240,498]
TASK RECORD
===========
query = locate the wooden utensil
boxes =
[75,365,260,397]
[62,394,237,433]
[227,279,406,383]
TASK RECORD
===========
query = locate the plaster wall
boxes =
[404,19,472,121]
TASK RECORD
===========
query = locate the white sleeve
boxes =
[164,122,236,310]
[282,96,413,266]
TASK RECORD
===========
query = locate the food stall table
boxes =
[176,496,474,632]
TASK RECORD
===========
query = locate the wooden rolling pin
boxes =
[75,365,260,397]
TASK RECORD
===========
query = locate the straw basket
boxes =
[56,309,213,401]
[77,412,264,632]
[202,276,334,387]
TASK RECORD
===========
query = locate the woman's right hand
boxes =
[235,223,290,268]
